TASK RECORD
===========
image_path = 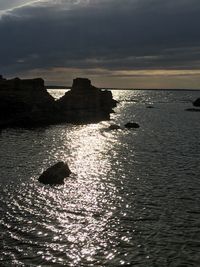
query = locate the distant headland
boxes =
[0,75,117,129]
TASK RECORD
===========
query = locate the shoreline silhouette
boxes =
[0,76,117,129]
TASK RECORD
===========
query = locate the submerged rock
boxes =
[38,162,71,185]
[124,122,140,129]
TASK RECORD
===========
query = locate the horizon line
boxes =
[46,86,200,91]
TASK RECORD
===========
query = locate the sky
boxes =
[1,0,200,88]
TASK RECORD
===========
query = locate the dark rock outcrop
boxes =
[125,122,140,129]
[38,162,71,185]
[0,76,117,129]
[2,74,147,134]
[193,98,200,107]
[57,78,117,123]
[0,76,62,128]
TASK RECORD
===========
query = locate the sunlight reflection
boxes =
[0,98,138,266]
[35,123,121,265]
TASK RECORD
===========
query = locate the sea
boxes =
[0,89,200,267]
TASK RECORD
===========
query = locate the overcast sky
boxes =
[1,0,200,88]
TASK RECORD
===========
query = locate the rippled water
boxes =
[0,90,200,266]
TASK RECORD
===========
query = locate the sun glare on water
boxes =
[31,123,124,265]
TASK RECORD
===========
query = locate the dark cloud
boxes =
[1,0,200,77]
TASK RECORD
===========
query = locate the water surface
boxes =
[0,90,200,266]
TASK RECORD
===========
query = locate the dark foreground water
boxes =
[0,90,200,267]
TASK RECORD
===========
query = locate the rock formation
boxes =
[0,76,117,129]
[0,75,62,128]
[57,78,117,123]
[38,162,71,185]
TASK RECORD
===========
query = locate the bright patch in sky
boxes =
[0,0,42,11]
[0,0,89,14]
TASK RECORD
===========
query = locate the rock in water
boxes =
[0,75,60,128]
[38,162,71,185]
[57,78,117,123]
[108,124,121,130]
[0,75,118,129]
[146,105,154,109]
[124,122,140,129]
[193,98,200,107]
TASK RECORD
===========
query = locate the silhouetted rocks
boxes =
[125,122,140,129]
[72,77,91,89]
[193,98,200,107]
[0,76,117,129]
[38,162,71,185]
[0,76,62,128]
[185,98,200,112]
[108,124,121,130]
[57,78,117,123]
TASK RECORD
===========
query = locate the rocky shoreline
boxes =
[0,76,117,129]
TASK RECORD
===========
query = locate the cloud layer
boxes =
[1,0,200,87]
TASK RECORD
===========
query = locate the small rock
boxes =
[193,98,200,107]
[108,124,121,130]
[146,105,154,109]
[124,122,140,129]
[38,161,71,185]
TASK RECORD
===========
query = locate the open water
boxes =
[0,89,200,267]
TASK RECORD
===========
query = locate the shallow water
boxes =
[0,90,200,266]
